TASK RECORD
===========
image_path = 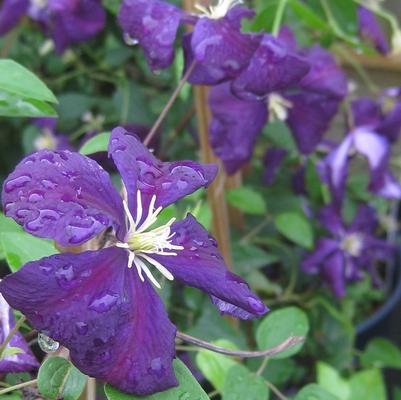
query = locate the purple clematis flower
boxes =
[0,293,39,373]
[262,148,288,185]
[321,127,401,206]
[302,205,392,297]
[0,127,267,395]
[119,0,263,84]
[352,88,401,143]
[0,0,105,53]
[208,30,347,174]
[357,6,389,54]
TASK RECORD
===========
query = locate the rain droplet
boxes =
[38,333,59,353]
[4,175,31,193]
[88,292,118,313]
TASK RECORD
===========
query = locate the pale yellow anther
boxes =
[268,93,293,123]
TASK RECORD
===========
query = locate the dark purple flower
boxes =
[0,0,105,53]
[0,0,29,35]
[0,127,267,395]
[208,37,347,174]
[119,0,261,84]
[0,293,39,373]
[321,127,401,205]
[352,88,401,143]
[357,6,389,54]
[302,205,392,297]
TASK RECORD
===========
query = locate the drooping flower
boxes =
[0,293,39,373]
[208,29,347,174]
[0,127,267,395]
[321,127,401,206]
[302,205,393,297]
[118,0,262,84]
[0,0,105,53]
[357,6,389,54]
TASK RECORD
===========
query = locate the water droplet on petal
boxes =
[123,32,139,46]
[88,292,118,313]
[38,333,59,353]
[4,175,31,193]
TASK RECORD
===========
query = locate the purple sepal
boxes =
[0,248,178,396]
[0,0,29,36]
[153,214,268,319]
[208,83,267,175]
[357,6,389,54]
[0,294,39,373]
[109,127,217,222]
[263,148,288,185]
[187,6,261,85]
[232,34,310,101]
[2,149,126,246]
[118,0,184,71]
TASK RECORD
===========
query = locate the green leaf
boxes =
[0,213,21,259]
[349,369,386,400]
[223,364,269,400]
[196,339,238,391]
[0,232,57,272]
[80,132,111,155]
[393,386,401,400]
[0,90,57,118]
[288,0,331,32]
[232,243,278,275]
[274,212,314,249]
[104,359,209,400]
[323,0,358,35]
[37,357,87,400]
[102,0,121,14]
[295,384,338,400]
[256,307,309,359]
[0,60,57,103]
[360,338,401,369]
[226,187,266,215]
[316,362,350,400]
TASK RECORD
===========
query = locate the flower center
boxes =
[116,190,183,288]
[268,93,293,122]
[340,233,364,257]
[34,130,58,151]
[195,0,243,20]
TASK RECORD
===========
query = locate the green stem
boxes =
[0,379,37,395]
[256,356,269,376]
[272,0,289,36]
[0,316,26,358]
[264,379,288,400]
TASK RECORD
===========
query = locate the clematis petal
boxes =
[263,148,288,185]
[118,0,184,71]
[187,6,261,85]
[0,293,39,373]
[321,135,354,205]
[298,46,348,99]
[322,250,346,297]
[0,0,28,35]
[285,91,341,154]
[152,214,268,320]
[51,0,106,54]
[377,97,401,143]
[2,149,125,246]
[370,171,401,199]
[109,127,217,221]
[301,238,339,274]
[318,205,344,235]
[208,82,268,174]
[232,34,310,100]
[0,248,178,395]
[357,6,389,54]
[349,205,377,233]
[351,97,382,128]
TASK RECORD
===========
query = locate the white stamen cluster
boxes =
[195,0,243,20]
[116,190,183,288]
[340,233,364,258]
[268,93,293,122]
[30,0,48,9]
